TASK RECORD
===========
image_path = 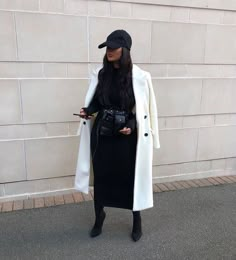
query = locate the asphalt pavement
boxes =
[0,183,235,260]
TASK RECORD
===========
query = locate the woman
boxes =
[75,30,160,242]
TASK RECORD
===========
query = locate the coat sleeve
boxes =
[146,72,160,149]
[76,68,100,136]
[83,94,101,116]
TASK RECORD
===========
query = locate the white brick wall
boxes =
[0,0,236,200]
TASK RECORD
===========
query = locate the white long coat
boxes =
[74,64,160,211]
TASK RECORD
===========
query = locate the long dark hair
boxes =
[95,47,134,111]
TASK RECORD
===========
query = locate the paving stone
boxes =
[162,182,177,191]
[54,195,65,205]
[226,175,236,182]
[156,183,169,192]
[72,192,84,203]
[13,200,24,211]
[185,180,199,188]
[34,198,45,208]
[153,184,162,193]
[207,177,221,185]
[90,190,94,199]
[213,177,226,185]
[82,192,93,201]
[219,176,234,183]
[199,178,214,186]
[23,199,34,209]
[177,181,192,188]
[44,196,55,207]
[191,179,208,187]
[171,181,185,189]
[63,194,74,204]
[2,201,13,212]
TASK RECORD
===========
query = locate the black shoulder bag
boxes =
[99,109,129,136]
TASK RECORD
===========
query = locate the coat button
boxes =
[144,133,148,137]
[144,115,147,119]
[83,121,86,125]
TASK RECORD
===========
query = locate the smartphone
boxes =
[73,113,94,117]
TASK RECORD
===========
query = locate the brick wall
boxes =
[0,0,236,201]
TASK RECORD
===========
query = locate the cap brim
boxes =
[98,41,121,49]
[98,42,106,49]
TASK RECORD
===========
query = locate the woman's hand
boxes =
[119,127,132,135]
[80,108,93,119]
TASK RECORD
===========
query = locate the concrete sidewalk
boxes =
[0,183,235,260]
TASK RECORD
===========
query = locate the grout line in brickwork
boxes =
[149,21,153,63]
[61,0,65,13]
[109,0,111,16]
[169,6,173,21]
[66,63,68,77]
[0,175,235,214]
[42,63,45,78]
[18,79,29,182]
[195,79,203,158]
[166,64,169,77]
[130,2,133,17]
[18,80,24,122]
[87,15,90,63]
[23,140,28,181]
[1,8,236,26]
[188,6,190,21]
[13,12,19,60]
[220,10,225,24]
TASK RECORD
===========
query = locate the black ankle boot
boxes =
[131,211,142,242]
[90,209,106,238]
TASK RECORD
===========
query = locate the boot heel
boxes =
[131,211,142,242]
[90,211,106,238]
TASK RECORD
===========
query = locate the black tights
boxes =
[132,211,141,218]
[94,201,104,218]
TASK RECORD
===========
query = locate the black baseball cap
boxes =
[98,29,132,50]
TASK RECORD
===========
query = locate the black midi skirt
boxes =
[91,112,137,210]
